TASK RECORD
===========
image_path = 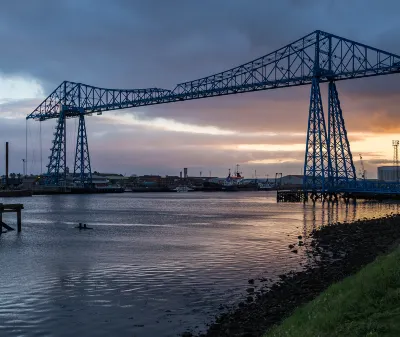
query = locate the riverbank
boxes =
[186,213,400,337]
[264,246,400,336]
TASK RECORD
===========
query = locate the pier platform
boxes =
[0,203,24,234]
[277,190,307,202]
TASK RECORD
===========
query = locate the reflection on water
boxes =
[1,192,399,336]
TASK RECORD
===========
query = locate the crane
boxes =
[359,154,366,180]
[393,140,399,182]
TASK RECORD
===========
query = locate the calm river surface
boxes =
[1,191,399,336]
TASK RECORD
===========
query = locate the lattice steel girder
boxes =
[328,81,356,184]
[27,30,400,121]
[303,77,331,192]
[73,114,92,186]
[47,110,66,184]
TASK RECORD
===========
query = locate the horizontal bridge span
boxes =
[27,30,400,121]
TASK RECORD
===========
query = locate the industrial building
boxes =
[280,175,304,187]
[377,166,400,182]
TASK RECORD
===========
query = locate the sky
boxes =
[1,0,400,178]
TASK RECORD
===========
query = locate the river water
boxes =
[1,191,399,336]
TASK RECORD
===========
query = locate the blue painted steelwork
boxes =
[73,113,92,186]
[328,81,356,186]
[25,30,400,192]
[27,30,400,121]
[333,179,400,194]
[46,109,66,185]
[303,78,330,192]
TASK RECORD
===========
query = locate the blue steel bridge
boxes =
[26,30,400,199]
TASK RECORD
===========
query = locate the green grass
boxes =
[264,247,400,337]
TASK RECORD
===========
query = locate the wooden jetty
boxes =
[0,203,24,234]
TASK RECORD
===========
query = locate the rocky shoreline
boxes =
[182,213,400,337]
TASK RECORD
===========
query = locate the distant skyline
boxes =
[1,1,400,178]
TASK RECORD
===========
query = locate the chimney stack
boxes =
[5,142,9,187]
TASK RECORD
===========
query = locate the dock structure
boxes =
[277,190,307,202]
[0,203,24,234]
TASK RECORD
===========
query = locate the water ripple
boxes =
[1,192,399,336]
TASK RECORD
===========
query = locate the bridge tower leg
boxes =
[328,81,356,187]
[303,78,330,196]
[73,114,92,187]
[46,110,67,185]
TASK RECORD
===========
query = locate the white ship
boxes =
[174,185,194,192]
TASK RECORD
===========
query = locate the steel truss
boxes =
[303,78,330,193]
[27,30,400,121]
[73,114,92,186]
[26,30,400,193]
[46,110,66,185]
[328,81,356,186]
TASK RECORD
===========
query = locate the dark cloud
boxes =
[1,0,400,90]
[1,1,400,176]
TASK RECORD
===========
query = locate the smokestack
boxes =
[5,142,9,187]
[184,168,188,178]
[180,171,182,179]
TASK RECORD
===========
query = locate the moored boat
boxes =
[174,185,194,192]
[222,165,243,191]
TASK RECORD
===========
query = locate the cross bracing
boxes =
[27,30,400,121]
[26,30,400,195]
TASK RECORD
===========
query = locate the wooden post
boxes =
[0,204,23,233]
[17,209,22,232]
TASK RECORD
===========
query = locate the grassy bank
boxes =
[265,247,400,337]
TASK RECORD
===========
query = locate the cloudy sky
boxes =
[1,0,400,178]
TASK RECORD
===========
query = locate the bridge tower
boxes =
[327,81,356,186]
[303,77,330,195]
[46,109,67,185]
[73,113,92,186]
[303,31,331,196]
[46,107,92,187]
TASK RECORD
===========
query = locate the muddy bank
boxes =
[182,214,400,337]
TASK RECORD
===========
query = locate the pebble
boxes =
[197,215,400,337]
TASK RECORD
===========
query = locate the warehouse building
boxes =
[377,166,400,182]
